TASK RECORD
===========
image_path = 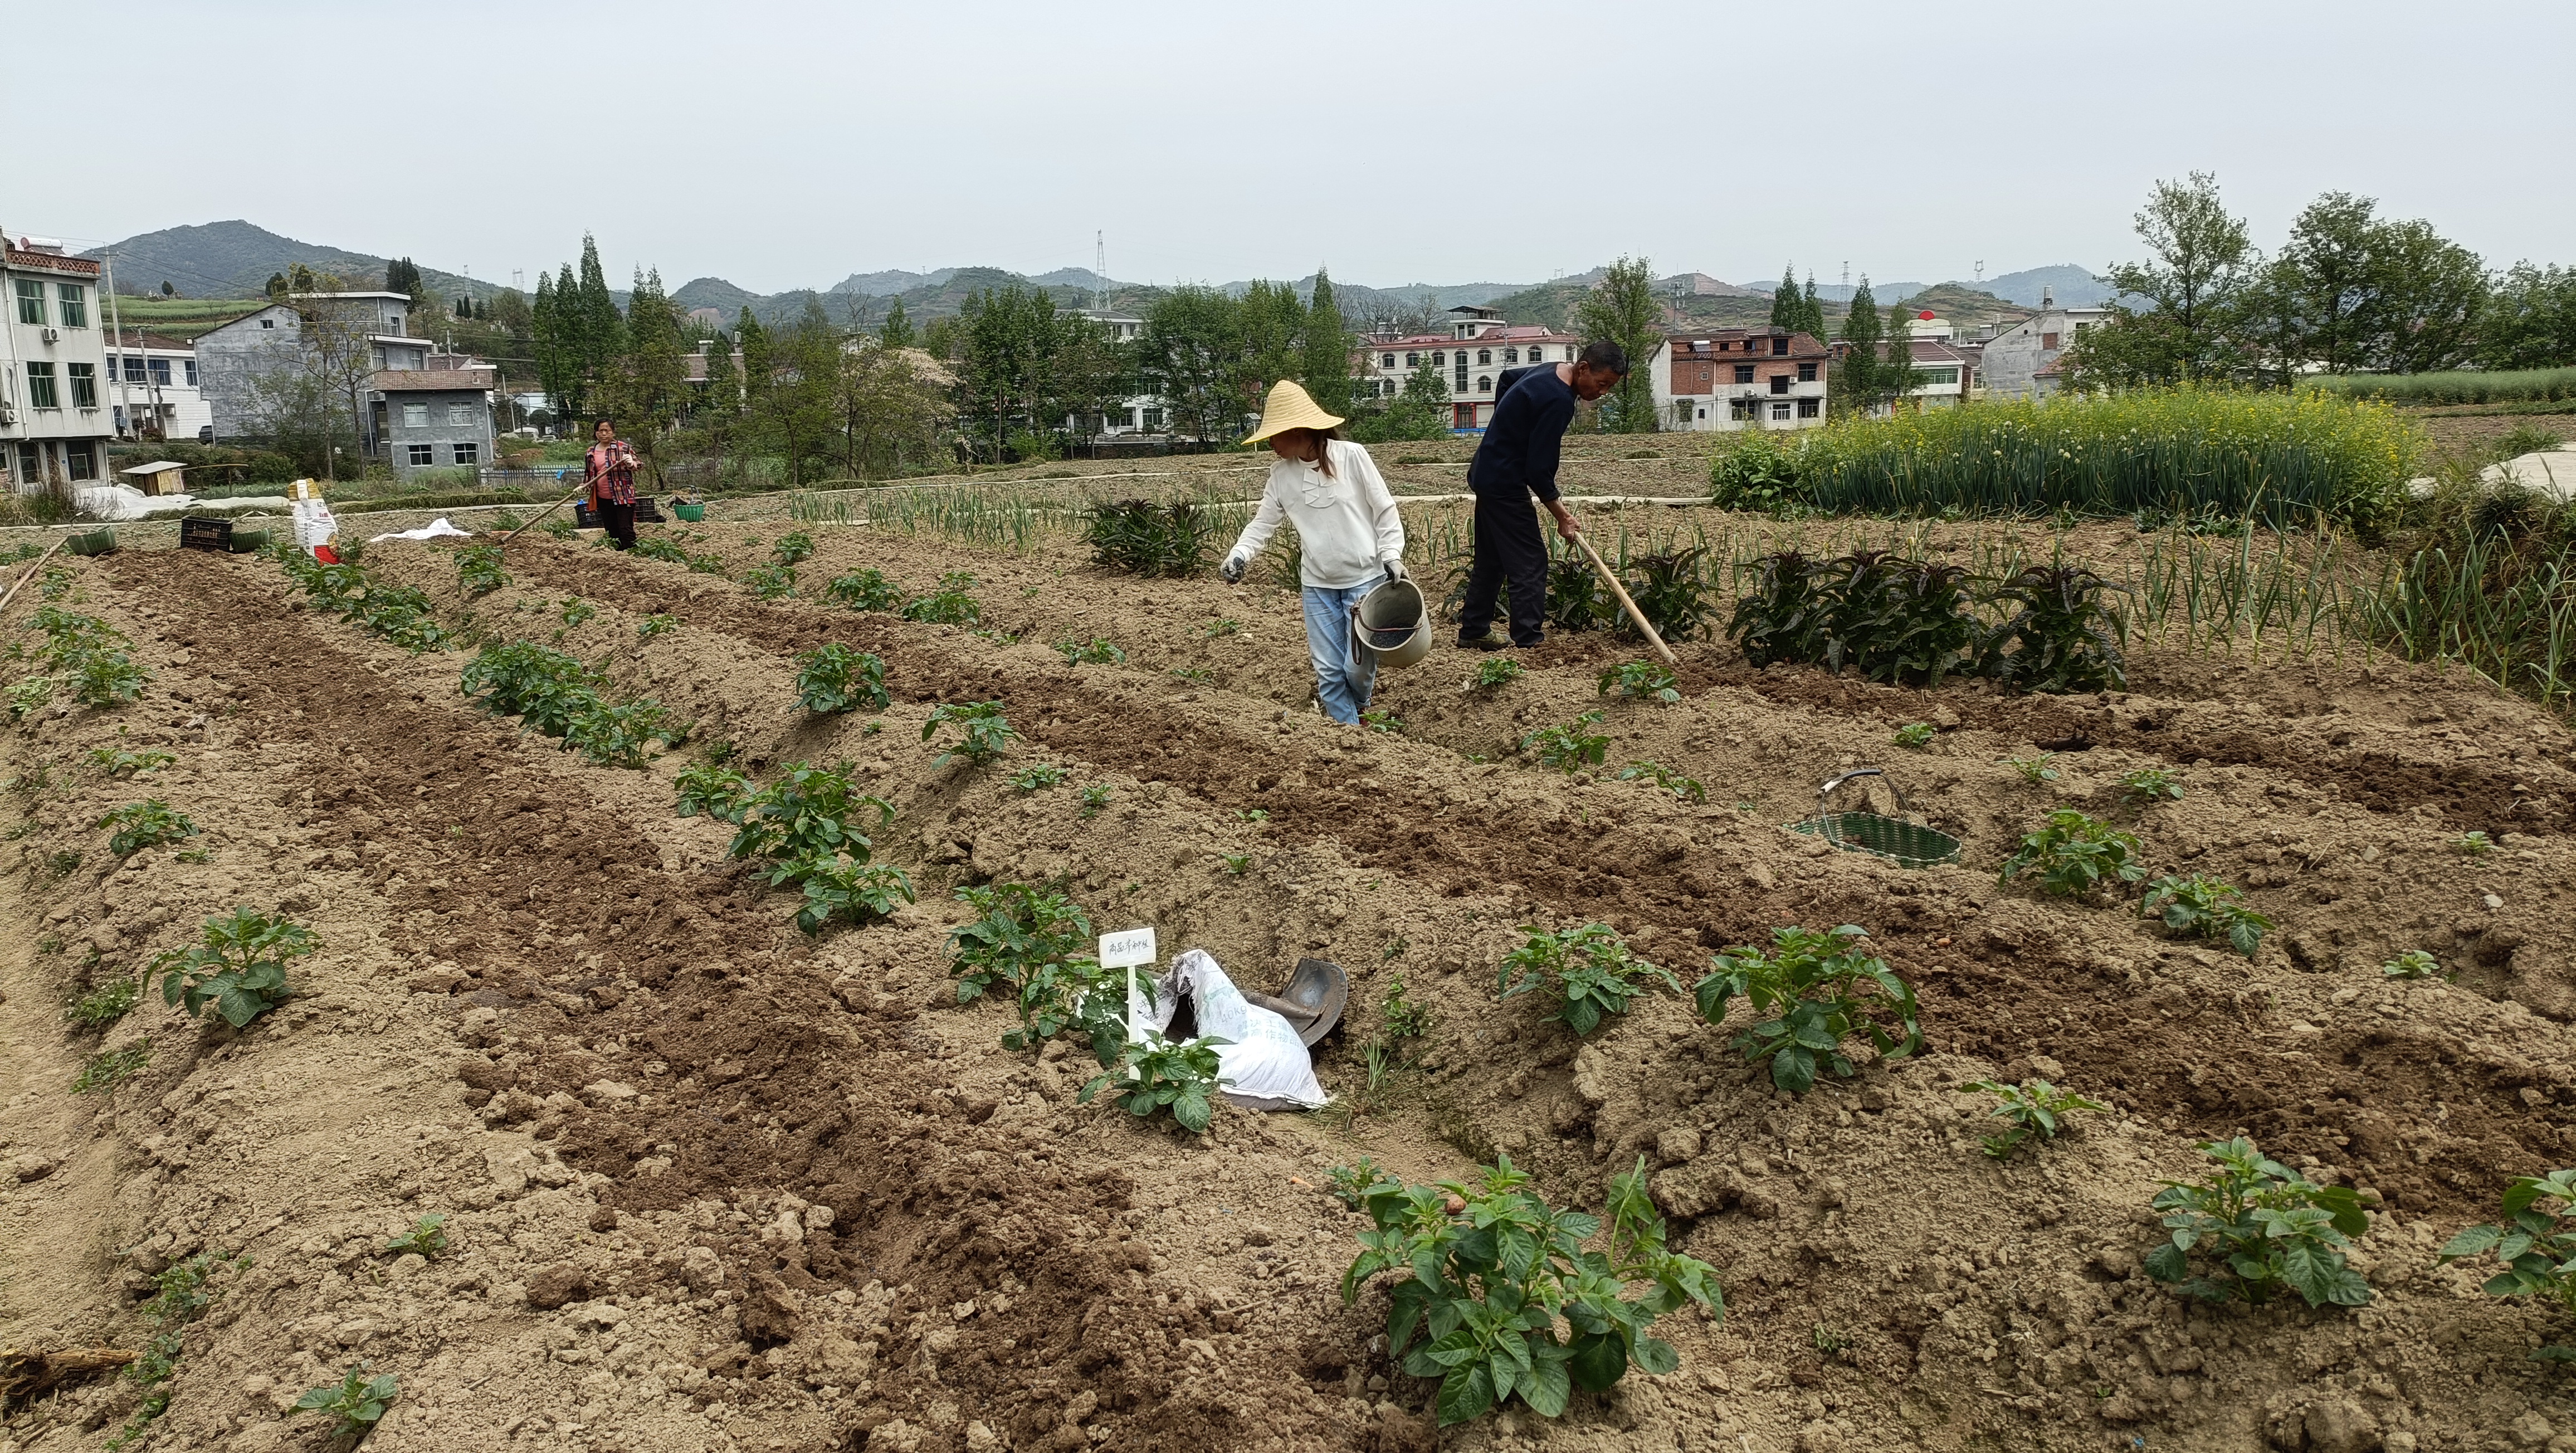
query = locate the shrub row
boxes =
[1729,552,2127,691]
[2301,367,2576,407]
[457,640,683,769]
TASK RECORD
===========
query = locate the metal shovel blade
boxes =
[1240,957,1348,1047]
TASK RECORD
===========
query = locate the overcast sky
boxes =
[18,0,2574,295]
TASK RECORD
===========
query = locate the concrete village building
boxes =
[1646,326,1831,432]
[0,231,113,492]
[1358,305,1586,431]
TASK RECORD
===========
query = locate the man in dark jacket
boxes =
[1457,340,1628,649]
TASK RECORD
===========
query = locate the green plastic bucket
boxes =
[1785,768,1962,870]
[65,528,117,557]
[674,502,706,522]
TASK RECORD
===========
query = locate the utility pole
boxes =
[1095,231,1106,312]
[1974,260,1985,282]
[102,252,133,442]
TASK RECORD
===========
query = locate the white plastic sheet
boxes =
[367,516,472,543]
[1131,949,1330,1110]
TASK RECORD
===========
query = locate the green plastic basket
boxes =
[1787,768,1962,869]
[674,502,706,522]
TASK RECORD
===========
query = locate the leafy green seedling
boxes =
[1202,617,1241,637]
[824,568,904,612]
[1221,854,1250,875]
[1169,666,1217,685]
[1697,925,1921,1093]
[1079,784,1113,818]
[636,613,677,638]
[1616,761,1707,803]
[74,1042,151,1094]
[1962,1078,2108,1158]
[1055,637,1126,665]
[455,545,508,597]
[1362,708,1405,734]
[771,530,815,566]
[1381,971,1431,1042]
[2118,767,2184,803]
[1999,809,2146,897]
[1082,1031,1232,1134]
[382,1214,449,1259]
[2145,1137,2372,1308]
[155,907,318,1028]
[88,746,174,778]
[65,978,140,1027]
[2452,831,2495,855]
[2004,753,2060,783]
[295,1362,401,1447]
[1892,721,1936,749]
[2139,874,2273,958]
[778,856,915,932]
[2439,1169,2576,1359]
[1326,1159,1385,1210]
[900,571,982,625]
[675,759,753,821]
[923,700,1017,769]
[1497,923,1680,1035]
[1339,1155,1722,1427]
[1011,763,1070,794]
[558,597,597,628]
[793,644,890,714]
[744,564,797,600]
[2381,949,2443,979]
[1520,712,1609,774]
[1598,661,1680,704]
[1236,808,1270,823]
[98,799,197,858]
[950,883,1116,1057]
[1466,656,1523,691]
[725,762,892,865]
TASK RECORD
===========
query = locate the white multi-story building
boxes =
[1979,289,2112,399]
[1358,305,1586,431]
[106,329,211,442]
[0,231,114,493]
[1647,326,1831,432]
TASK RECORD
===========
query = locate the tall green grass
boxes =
[2301,368,2576,408]
[1737,388,2421,529]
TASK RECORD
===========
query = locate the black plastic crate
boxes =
[178,516,233,552]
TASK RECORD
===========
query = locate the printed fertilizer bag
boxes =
[1169,949,1329,1110]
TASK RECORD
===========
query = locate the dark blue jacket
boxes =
[1468,364,1574,504]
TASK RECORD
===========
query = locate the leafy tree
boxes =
[1880,306,1923,407]
[880,296,914,349]
[1236,280,1308,418]
[597,267,690,487]
[1303,267,1355,416]
[1575,255,1661,433]
[2067,172,2260,388]
[2366,217,2485,374]
[833,338,957,477]
[264,271,288,298]
[2482,263,2576,370]
[1768,264,1800,331]
[1139,285,1245,444]
[1798,274,1826,338]
[1352,359,1450,442]
[1835,278,1882,413]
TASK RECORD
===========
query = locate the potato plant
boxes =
[1597,661,1679,704]
[1081,1031,1230,1133]
[744,563,797,600]
[777,857,915,933]
[1465,657,1523,692]
[1339,1155,1722,1427]
[2145,1137,2372,1309]
[923,700,1017,769]
[1055,637,1126,665]
[295,1362,401,1447]
[793,644,889,714]
[1497,924,1680,1035]
[157,908,318,1028]
[382,1214,450,1260]
[2438,1169,2576,1357]
[454,545,508,597]
[1999,809,2146,897]
[674,759,753,821]
[1892,721,1935,749]
[1696,925,1922,1093]
[636,613,677,638]
[1962,1078,2107,1158]
[770,530,815,566]
[1617,760,1706,803]
[88,745,173,778]
[725,762,911,931]
[2004,753,2060,784]
[1519,712,1608,774]
[98,799,197,857]
[901,571,983,625]
[823,568,904,612]
[1009,763,1070,794]
[2381,949,2443,980]
[2139,874,2273,957]
[949,884,1121,1059]
[2117,767,2184,803]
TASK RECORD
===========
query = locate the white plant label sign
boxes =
[1100,927,1158,1044]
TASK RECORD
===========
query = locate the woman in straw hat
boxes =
[1219,380,1407,726]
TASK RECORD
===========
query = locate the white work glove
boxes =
[1219,553,1247,584]
[1380,558,1408,583]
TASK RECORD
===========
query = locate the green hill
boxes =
[1892,282,2032,328]
[84,220,501,306]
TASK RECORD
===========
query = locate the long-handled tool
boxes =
[0,539,69,620]
[1567,527,1678,666]
[499,479,592,547]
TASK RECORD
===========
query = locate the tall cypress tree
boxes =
[1799,274,1826,338]
[1769,264,1799,331]
[1301,267,1354,416]
[1838,277,1882,409]
[575,235,625,407]
[879,297,914,349]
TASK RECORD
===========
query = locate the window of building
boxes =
[183,359,198,385]
[1730,399,1754,421]
[1769,374,1790,395]
[260,317,275,329]
[1476,349,1490,365]
[14,442,38,482]
[65,441,97,481]
[1771,336,1789,355]
[2041,332,2060,349]
[1431,352,1445,367]
[13,279,42,325]
[370,347,387,369]
[1924,367,1960,386]
[401,402,430,428]
[1404,352,1418,367]
[1797,398,1821,419]
[448,401,478,427]
[1380,353,1395,368]
[1771,401,1792,421]
[1143,407,1164,430]
[148,358,172,387]
[452,442,479,465]
[1476,375,1491,392]
[406,443,435,466]
[1733,363,1755,385]
[25,362,56,408]
[56,284,86,328]
[68,363,96,407]
[1797,362,1818,383]
[115,355,140,383]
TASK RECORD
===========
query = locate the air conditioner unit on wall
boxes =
[40,326,60,343]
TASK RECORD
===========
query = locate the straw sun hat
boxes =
[1242,379,1344,444]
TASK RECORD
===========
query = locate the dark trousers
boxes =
[1457,493,1548,646]
[599,499,637,550]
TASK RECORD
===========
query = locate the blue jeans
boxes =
[1302,578,1385,725]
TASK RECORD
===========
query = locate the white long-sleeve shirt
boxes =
[1224,439,1406,591]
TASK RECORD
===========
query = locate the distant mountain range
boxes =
[82,220,2119,330]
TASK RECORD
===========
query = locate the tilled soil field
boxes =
[6,503,2576,1453]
